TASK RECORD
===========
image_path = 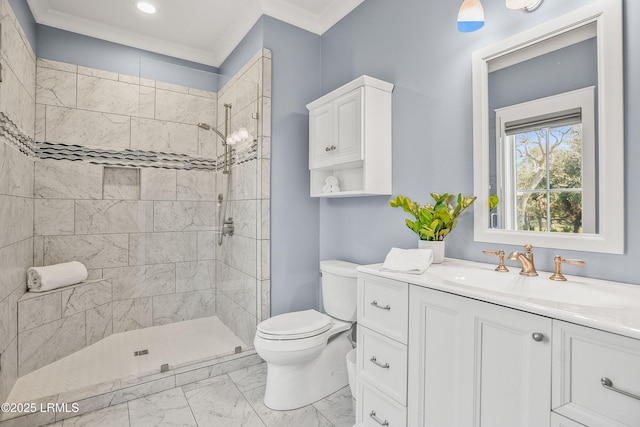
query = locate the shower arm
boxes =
[197,103,233,175]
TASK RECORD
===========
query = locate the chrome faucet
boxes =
[508,244,538,276]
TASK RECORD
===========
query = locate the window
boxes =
[495,87,596,234]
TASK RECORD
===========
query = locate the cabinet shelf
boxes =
[307,75,393,198]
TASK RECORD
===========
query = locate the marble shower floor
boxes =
[42,363,355,427]
[8,316,246,404]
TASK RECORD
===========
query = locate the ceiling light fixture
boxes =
[506,0,544,12]
[136,2,157,14]
[457,0,485,32]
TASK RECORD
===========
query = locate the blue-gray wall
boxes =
[8,0,36,48]
[319,0,640,284]
[221,17,323,316]
[36,25,221,91]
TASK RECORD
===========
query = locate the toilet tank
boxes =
[320,260,360,322]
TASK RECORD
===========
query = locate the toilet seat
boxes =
[257,309,333,340]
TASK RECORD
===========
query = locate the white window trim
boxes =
[495,86,596,234]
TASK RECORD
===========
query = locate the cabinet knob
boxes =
[325,146,330,152]
[532,332,544,342]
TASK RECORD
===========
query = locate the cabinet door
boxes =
[473,296,552,427]
[309,102,333,169]
[408,286,473,427]
[333,88,363,164]
[408,286,552,427]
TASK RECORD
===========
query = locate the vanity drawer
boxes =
[358,273,408,344]
[358,325,408,405]
[357,380,407,427]
[553,320,640,427]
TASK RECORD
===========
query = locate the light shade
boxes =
[458,0,485,33]
[506,0,544,11]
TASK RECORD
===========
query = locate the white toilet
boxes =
[254,260,359,410]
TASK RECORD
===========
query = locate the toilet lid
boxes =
[257,309,332,339]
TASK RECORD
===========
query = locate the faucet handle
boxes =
[549,255,585,281]
[482,250,509,272]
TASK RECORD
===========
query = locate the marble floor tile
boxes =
[32,364,353,427]
[183,375,264,427]
[312,386,355,427]
[242,386,333,427]
[226,363,267,393]
[60,403,130,427]
[127,388,196,427]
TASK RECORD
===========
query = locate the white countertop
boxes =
[358,258,640,340]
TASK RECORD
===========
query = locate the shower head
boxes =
[197,123,228,145]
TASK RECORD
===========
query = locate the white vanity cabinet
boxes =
[306,75,393,197]
[408,285,552,427]
[356,262,640,426]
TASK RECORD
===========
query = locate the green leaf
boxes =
[489,195,499,210]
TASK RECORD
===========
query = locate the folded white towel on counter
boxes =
[322,184,332,194]
[381,248,434,274]
[27,261,88,293]
[325,176,339,186]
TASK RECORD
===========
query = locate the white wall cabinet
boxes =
[307,75,393,197]
[407,286,552,427]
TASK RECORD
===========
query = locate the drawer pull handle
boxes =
[601,377,640,401]
[371,300,391,310]
[369,410,390,426]
[370,356,390,369]
[532,332,544,342]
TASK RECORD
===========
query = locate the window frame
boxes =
[495,87,596,234]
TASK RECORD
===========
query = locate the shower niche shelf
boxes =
[307,75,393,198]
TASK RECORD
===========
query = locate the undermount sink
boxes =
[432,263,624,308]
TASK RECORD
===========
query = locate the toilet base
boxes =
[263,330,353,411]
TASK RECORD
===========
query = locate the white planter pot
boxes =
[418,240,445,263]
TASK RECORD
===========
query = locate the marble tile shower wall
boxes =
[32,60,221,363]
[0,0,36,404]
[215,49,271,346]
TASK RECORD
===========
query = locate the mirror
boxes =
[472,0,624,254]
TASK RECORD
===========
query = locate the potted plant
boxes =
[389,192,476,263]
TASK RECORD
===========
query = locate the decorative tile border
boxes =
[35,141,258,171]
[1,111,258,171]
[0,112,36,157]
[36,142,218,171]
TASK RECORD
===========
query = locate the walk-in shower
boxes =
[1,43,271,420]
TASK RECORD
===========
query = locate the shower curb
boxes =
[0,350,262,426]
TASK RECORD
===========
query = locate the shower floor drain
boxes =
[134,349,149,357]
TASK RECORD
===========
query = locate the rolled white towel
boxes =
[381,248,434,274]
[325,176,339,186]
[27,261,88,293]
[322,184,332,194]
[330,184,341,192]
